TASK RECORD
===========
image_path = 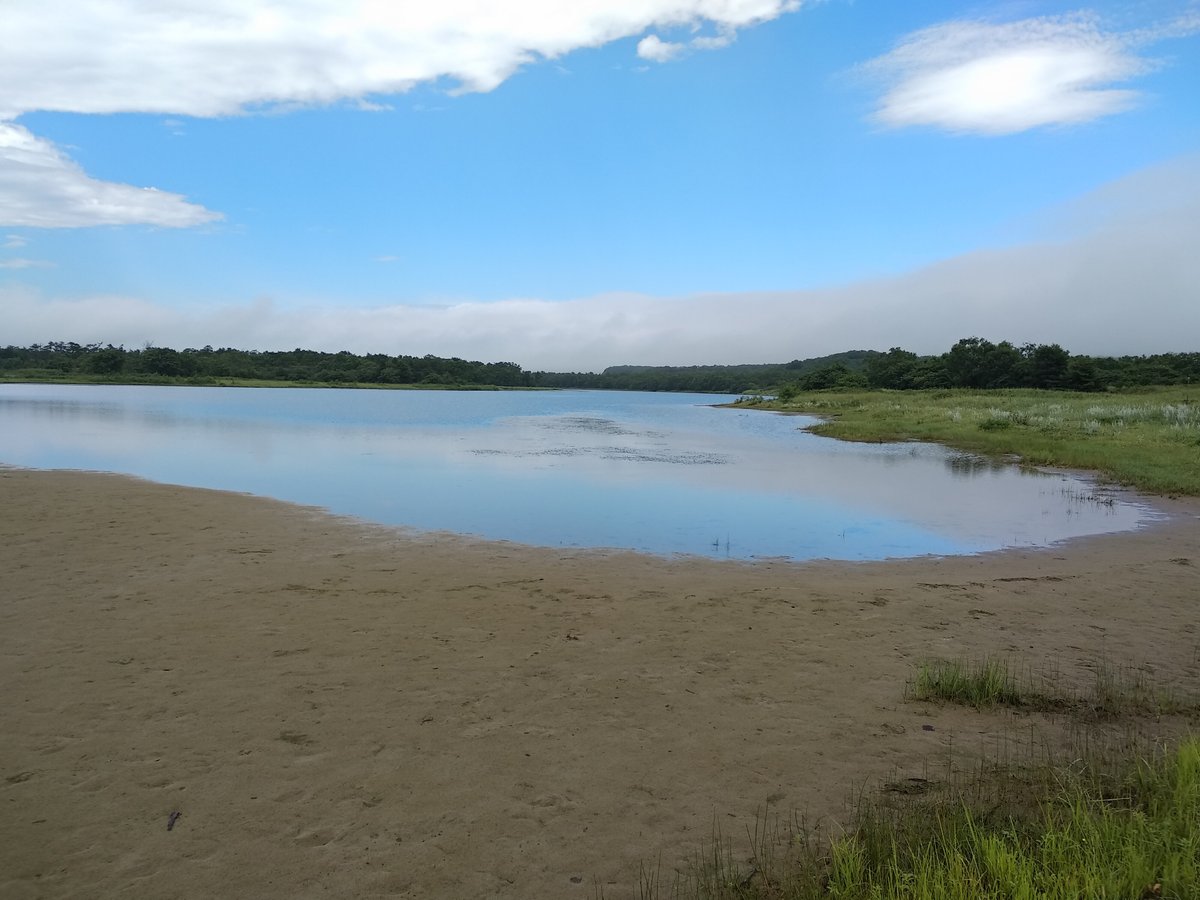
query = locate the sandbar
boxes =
[2,468,1198,898]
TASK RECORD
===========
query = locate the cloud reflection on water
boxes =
[0,384,1159,561]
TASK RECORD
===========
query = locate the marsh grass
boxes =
[637,737,1200,899]
[635,659,1200,900]
[1088,660,1199,720]
[741,386,1200,495]
[634,811,829,900]
[908,657,1029,709]
[818,738,1200,900]
[909,657,1200,719]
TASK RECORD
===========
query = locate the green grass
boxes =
[821,739,1200,900]
[737,386,1200,495]
[908,658,1029,709]
[638,739,1200,899]
[634,658,1200,900]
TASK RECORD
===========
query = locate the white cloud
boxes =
[0,257,54,270]
[0,1,803,119]
[0,1,802,229]
[638,27,736,62]
[865,14,1150,134]
[3,234,28,249]
[4,156,1197,369]
[638,35,685,62]
[0,124,221,228]
[691,33,735,51]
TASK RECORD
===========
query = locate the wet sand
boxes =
[2,467,1198,898]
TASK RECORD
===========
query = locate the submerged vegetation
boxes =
[739,386,1200,495]
[637,658,1200,900]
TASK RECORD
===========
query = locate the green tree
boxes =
[1066,357,1104,391]
[866,348,920,389]
[1019,343,1071,389]
[137,346,194,377]
[84,347,126,375]
[944,338,1021,388]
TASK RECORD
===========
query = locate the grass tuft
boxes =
[908,657,1028,708]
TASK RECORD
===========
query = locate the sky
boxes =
[2,0,1198,372]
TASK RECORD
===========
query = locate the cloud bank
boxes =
[6,157,1197,369]
[864,12,1181,134]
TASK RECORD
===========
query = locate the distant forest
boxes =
[2,339,1198,393]
[0,343,532,388]
[794,339,1200,394]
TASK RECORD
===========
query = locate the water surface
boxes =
[0,384,1157,560]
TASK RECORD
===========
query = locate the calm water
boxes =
[0,383,1158,560]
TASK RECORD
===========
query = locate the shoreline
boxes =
[3,468,1198,898]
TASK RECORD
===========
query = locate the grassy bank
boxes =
[824,739,1198,900]
[738,386,1200,495]
[640,658,1200,899]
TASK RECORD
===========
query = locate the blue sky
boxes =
[2,1,1198,370]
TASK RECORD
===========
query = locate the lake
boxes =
[0,383,1158,561]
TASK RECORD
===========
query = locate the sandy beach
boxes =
[2,467,1198,899]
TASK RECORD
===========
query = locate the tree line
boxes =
[0,345,881,393]
[544,342,1200,394]
[537,351,879,393]
[0,343,531,387]
[848,338,1200,393]
[773,338,1200,396]
[2,339,1196,393]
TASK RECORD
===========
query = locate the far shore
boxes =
[0,375,552,391]
[3,467,1198,897]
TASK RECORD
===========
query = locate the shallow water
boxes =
[0,384,1158,560]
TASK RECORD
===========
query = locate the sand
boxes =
[2,467,1198,898]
